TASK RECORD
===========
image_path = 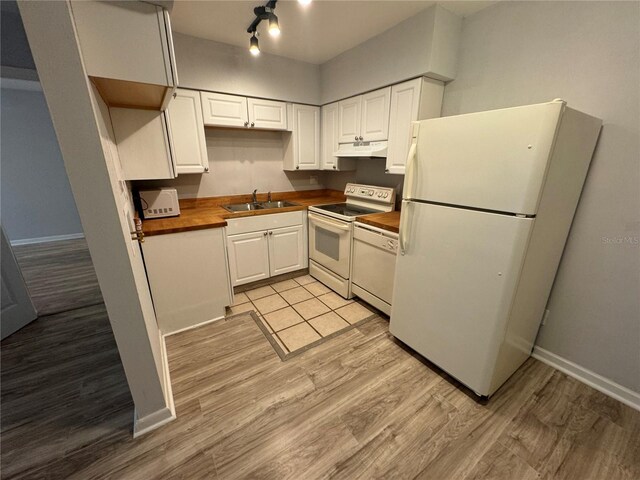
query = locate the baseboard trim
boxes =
[132,333,176,438]
[532,346,640,412]
[10,233,84,246]
[162,313,226,338]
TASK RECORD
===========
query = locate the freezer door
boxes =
[391,202,534,395]
[405,101,564,215]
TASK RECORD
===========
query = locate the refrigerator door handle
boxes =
[399,200,411,255]
[404,124,419,198]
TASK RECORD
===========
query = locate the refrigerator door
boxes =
[404,101,564,215]
[391,201,534,395]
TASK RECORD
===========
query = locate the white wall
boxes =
[172,32,321,105]
[138,128,323,198]
[443,1,640,392]
[320,5,461,104]
[0,81,83,242]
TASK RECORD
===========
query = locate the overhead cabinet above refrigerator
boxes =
[390,100,602,398]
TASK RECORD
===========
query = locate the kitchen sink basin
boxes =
[222,203,264,212]
[259,201,298,209]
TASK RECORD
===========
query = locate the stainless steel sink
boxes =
[259,201,298,209]
[222,203,264,212]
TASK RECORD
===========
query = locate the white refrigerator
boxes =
[389,100,602,397]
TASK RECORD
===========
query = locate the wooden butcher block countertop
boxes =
[355,211,401,234]
[141,189,346,237]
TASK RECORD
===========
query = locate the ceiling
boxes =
[170,1,497,65]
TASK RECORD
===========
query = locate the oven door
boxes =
[308,212,352,279]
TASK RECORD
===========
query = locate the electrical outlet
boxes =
[309,175,318,185]
[541,309,551,326]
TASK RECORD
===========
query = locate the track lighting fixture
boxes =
[247,0,281,54]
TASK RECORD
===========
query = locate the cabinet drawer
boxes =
[225,211,305,235]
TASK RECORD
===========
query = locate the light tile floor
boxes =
[226,274,377,358]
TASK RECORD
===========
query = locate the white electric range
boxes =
[308,183,396,298]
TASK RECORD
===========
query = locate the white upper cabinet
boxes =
[361,87,391,142]
[201,92,248,128]
[386,78,444,175]
[166,89,209,174]
[283,104,320,171]
[321,103,356,171]
[201,92,288,130]
[338,87,391,143]
[110,108,176,181]
[338,96,362,143]
[71,0,177,109]
[247,98,288,130]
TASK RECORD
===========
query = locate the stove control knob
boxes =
[383,192,389,198]
[368,190,374,196]
[377,192,383,197]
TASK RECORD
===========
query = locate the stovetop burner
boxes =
[313,203,380,217]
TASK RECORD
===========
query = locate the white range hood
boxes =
[335,141,388,158]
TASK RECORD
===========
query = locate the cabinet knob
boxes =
[355,136,358,141]
[172,92,177,98]
[359,136,363,141]
[333,166,337,170]
[204,167,209,172]
[244,121,249,127]
[296,166,300,170]
[251,122,255,127]
[385,168,389,173]
[263,231,268,236]
[269,231,273,235]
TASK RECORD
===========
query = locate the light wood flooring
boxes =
[13,238,103,316]
[2,240,639,479]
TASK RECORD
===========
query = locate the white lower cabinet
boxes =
[142,228,233,335]
[227,230,271,286]
[226,211,308,286]
[268,225,305,276]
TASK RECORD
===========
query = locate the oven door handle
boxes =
[309,213,351,232]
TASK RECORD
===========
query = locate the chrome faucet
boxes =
[252,189,258,204]
[267,191,272,202]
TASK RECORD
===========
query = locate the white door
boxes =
[247,98,287,130]
[200,92,248,127]
[390,201,533,395]
[227,230,270,286]
[338,96,361,143]
[386,78,421,174]
[293,104,320,170]
[166,89,209,174]
[406,101,564,215]
[268,225,304,276]
[110,108,176,180]
[360,87,391,142]
[308,213,352,279]
[321,102,339,170]
[1,228,37,340]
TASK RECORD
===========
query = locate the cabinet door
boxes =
[321,102,339,170]
[71,1,175,87]
[268,225,305,276]
[338,96,361,143]
[294,104,320,170]
[110,107,175,180]
[200,92,248,127]
[247,98,287,130]
[166,89,209,174]
[227,231,270,286]
[361,87,391,142]
[386,79,421,174]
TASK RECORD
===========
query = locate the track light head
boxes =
[249,33,260,56]
[268,13,280,37]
